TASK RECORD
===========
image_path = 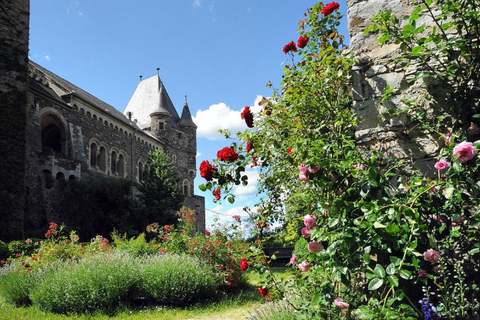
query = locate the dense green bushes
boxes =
[0,252,217,314]
[0,207,249,315]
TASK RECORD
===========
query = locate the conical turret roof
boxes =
[150,83,171,117]
[179,97,197,128]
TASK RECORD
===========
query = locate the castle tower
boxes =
[179,96,197,148]
[150,82,172,140]
[0,0,30,241]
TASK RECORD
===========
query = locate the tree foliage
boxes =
[136,150,185,228]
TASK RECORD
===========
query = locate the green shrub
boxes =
[0,240,10,260]
[111,232,158,256]
[137,253,217,305]
[0,261,52,306]
[30,251,137,314]
[7,240,32,256]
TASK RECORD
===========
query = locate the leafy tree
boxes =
[136,150,185,228]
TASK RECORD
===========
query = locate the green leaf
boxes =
[198,184,207,192]
[311,292,321,306]
[227,196,235,204]
[355,306,375,319]
[469,248,480,255]
[374,264,386,278]
[368,277,384,290]
[399,269,412,280]
[374,221,386,228]
[386,263,396,275]
[390,256,401,266]
[387,275,399,287]
[443,186,455,199]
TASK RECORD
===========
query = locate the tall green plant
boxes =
[136,150,185,227]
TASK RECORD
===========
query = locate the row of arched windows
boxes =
[89,141,126,177]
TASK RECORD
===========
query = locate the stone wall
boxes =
[347,0,444,174]
[0,0,30,241]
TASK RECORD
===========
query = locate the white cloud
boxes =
[44,55,50,61]
[234,168,259,200]
[206,205,252,229]
[193,103,245,140]
[196,152,201,157]
[193,96,266,141]
[193,0,201,8]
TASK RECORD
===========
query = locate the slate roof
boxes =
[29,60,139,129]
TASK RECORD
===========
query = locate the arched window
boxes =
[54,172,66,188]
[143,164,150,181]
[118,154,125,177]
[98,146,106,172]
[41,114,65,155]
[138,162,144,182]
[183,179,190,196]
[90,143,98,168]
[41,170,54,189]
[111,151,117,175]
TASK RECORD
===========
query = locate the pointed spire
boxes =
[179,95,197,128]
[150,81,171,117]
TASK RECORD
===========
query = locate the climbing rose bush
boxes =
[200,1,480,319]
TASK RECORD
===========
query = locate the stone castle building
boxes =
[0,0,204,240]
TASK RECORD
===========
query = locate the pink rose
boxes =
[453,141,477,163]
[334,297,349,309]
[298,261,310,271]
[289,254,297,264]
[308,241,324,253]
[301,227,311,238]
[299,172,310,182]
[418,270,427,277]
[304,214,317,229]
[434,159,450,170]
[423,249,441,264]
[353,163,365,170]
[307,165,320,173]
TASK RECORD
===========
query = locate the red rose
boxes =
[297,35,309,48]
[286,147,292,153]
[217,146,239,162]
[213,188,221,201]
[241,106,254,128]
[257,286,269,297]
[322,2,340,16]
[205,229,210,236]
[240,258,248,271]
[200,160,217,181]
[246,140,253,153]
[283,41,297,54]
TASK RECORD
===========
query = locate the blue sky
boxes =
[29,0,349,229]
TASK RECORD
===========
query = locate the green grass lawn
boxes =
[0,268,289,320]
